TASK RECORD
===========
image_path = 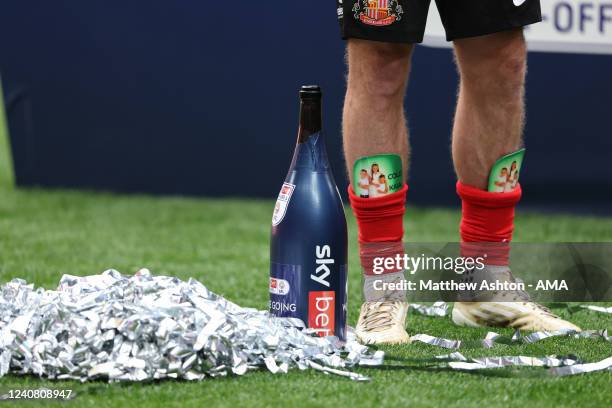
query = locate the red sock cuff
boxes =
[457,182,522,210]
[348,184,408,243]
[457,181,522,265]
[349,184,408,275]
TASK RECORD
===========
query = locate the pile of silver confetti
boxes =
[0,269,610,383]
[0,269,381,382]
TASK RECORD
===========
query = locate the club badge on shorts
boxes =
[353,0,403,26]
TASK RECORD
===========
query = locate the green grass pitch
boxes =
[0,107,610,407]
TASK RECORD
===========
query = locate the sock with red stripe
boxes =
[348,184,408,278]
[456,181,522,266]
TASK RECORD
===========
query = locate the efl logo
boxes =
[269,277,290,295]
[308,291,335,337]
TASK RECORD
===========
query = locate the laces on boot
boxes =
[361,302,403,332]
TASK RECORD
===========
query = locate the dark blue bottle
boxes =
[269,85,348,341]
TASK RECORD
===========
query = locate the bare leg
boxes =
[344,39,414,345]
[343,39,413,181]
[452,29,526,189]
[450,30,581,332]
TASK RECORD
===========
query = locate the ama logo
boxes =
[309,245,336,336]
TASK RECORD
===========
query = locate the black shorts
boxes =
[337,0,541,43]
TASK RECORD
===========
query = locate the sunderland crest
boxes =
[353,0,403,26]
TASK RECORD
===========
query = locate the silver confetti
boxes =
[447,354,580,370]
[0,269,379,382]
[437,353,611,376]
[549,357,612,376]
[519,329,610,344]
[580,305,612,314]
[409,301,449,317]
[409,301,612,318]
[410,333,461,349]
[409,328,610,351]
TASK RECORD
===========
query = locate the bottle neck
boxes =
[297,99,322,143]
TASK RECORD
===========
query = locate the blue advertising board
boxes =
[1,1,610,212]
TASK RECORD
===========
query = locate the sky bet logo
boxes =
[311,245,333,287]
[308,245,336,336]
[308,291,335,337]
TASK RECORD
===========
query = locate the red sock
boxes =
[457,181,522,265]
[348,184,408,276]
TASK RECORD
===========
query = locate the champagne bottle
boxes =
[269,85,348,341]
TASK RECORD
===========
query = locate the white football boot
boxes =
[452,301,581,331]
[355,272,410,344]
[452,266,581,332]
